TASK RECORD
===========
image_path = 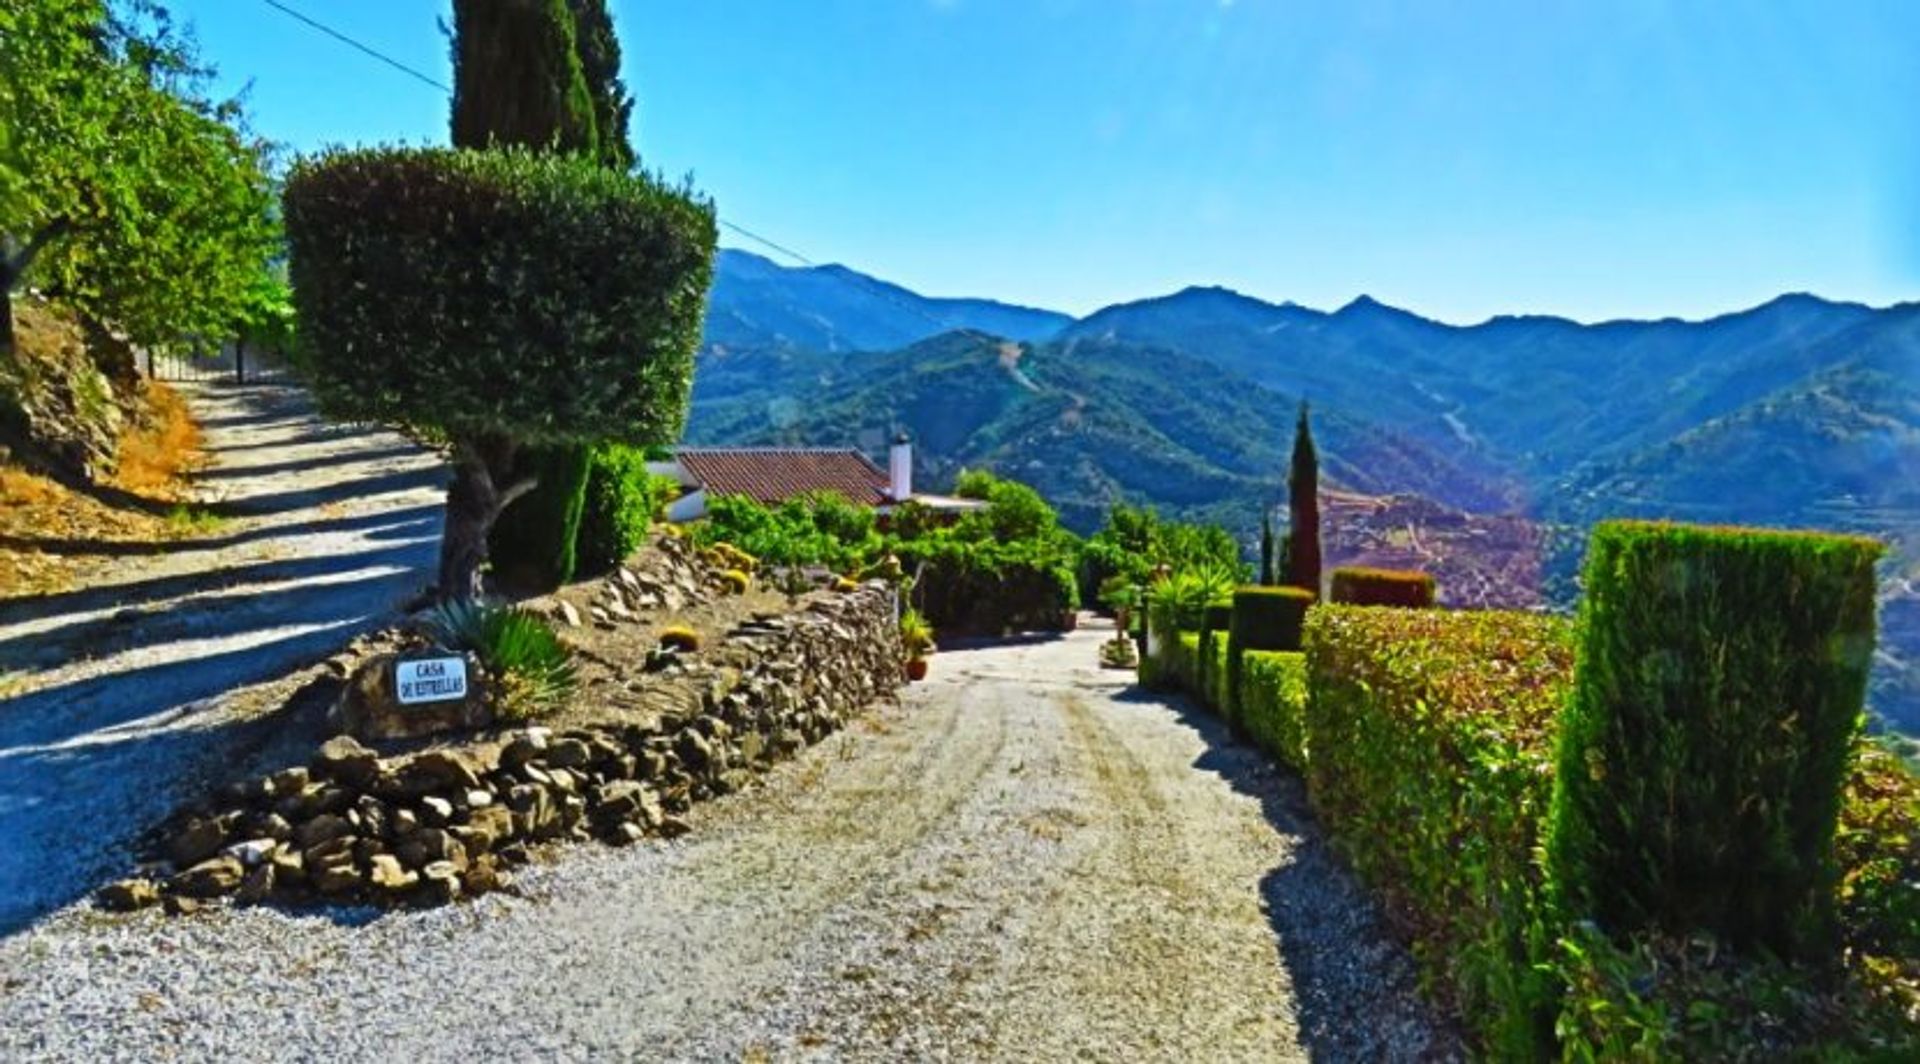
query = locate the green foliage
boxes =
[1286,401,1322,593]
[1259,509,1276,586]
[1239,651,1309,770]
[566,0,636,170]
[1080,501,1244,592]
[900,608,934,658]
[423,599,577,720]
[1228,585,1315,654]
[450,0,597,156]
[1329,566,1437,607]
[487,445,590,588]
[283,147,712,447]
[575,443,673,575]
[694,491,880,575]
[1161,631,1200,693]
[1204,629,1233,715]
[0,0,279,351]
[1546,521,1884,961]
[1303,605,1575,1056]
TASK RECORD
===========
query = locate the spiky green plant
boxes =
[423,599,578,720]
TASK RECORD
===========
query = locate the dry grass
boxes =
[0,381,208,602]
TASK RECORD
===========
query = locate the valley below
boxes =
[688,249,1920,733]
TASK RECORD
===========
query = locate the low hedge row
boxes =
[1304,606,1574,1056]
[1329,565,1437,607]
[1238,650,1308,770]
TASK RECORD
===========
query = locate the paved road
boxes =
[0,383,444,933]
[0,620,1454,1062]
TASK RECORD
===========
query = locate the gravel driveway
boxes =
[0,619,1456,1062]
[0,383,444,934]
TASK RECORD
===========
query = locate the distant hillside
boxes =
[703,249,1071,354]
[692,256,1920,733]
[687,331,1515,535]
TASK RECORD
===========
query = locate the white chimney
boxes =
[889,432,913,501]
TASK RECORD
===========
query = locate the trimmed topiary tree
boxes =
[1545,520,1884,961]
[1330,566,1437,608]
[282,147,715,599]
[1227,584,1315,721]
[1285,401,1321,595]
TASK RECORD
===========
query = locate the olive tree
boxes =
[282,147,714,599]
[0,0,277,364]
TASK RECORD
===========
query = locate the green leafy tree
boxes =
[0,0,277,364]
[1285,401,1321,593]
[281,147,715,599]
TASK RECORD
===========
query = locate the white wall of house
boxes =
[666,487,708,523]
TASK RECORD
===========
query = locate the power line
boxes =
[254,0,960,334]
[258,0,451,94]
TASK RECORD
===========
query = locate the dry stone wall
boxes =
[99,584,904,914]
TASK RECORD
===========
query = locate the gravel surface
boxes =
[0,383,444,934]
[0,620,1457,1062]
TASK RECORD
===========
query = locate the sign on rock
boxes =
[394,656,469,706]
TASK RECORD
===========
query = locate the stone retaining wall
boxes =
[100,584,904,913]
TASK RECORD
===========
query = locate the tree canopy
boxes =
[0,0,278,356]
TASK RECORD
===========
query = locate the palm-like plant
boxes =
[423,599,578,720]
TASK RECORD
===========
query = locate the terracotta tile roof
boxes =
[676,447,891,506]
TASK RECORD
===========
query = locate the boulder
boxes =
[97,878,161,912]
[312,734,382,787]
[165,815,233,867]
[294,813,354,851]
[235,864,275,905]
[369,854,418,893]
[171,856,245,898]
[330,652,491,741]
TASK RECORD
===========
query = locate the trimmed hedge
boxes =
[1546,521,1884,961]
[1228,585,1314,727]
[1162,631,1201,694]
[1329,566,1436,608]
[283,147,715,447]
[1196,600,1234,715]
[1204,629,1233,715]
[576,443,673,575]
[1239,650,1308,769]
[1304,605,1575,1056]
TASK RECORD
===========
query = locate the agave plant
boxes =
[422,600,578,720]
[899,608,935,659]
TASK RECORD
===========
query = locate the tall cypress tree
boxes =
[1285,401,1322,594]
[568,0,635,170]
[452,0,609,589]
[1259,509,1276,586]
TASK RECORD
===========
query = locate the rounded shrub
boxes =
[1330,566,1436,608]
[721,569,751,595]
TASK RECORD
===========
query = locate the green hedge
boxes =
[1329,566,1437,608]
[1228,585,1314,728]
[1196,601,1234,716]
[576,444,673,575]
[1546,521,1883,961]
[1304,605,1575,1057]
[283,147,715,447]
[1161,631,1200,694]
[1297,602,1918,1059]
[487,444,591,588]
[1239,650,1308,769]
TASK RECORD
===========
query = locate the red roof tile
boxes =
[676,447,891,506]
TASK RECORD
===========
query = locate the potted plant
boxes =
[900,608,934,681]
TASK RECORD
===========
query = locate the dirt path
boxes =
[0,382,444,933]
[0,619,1455,1062]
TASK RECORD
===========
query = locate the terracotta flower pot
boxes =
[906,657,930,681]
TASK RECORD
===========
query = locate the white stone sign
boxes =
[394,656,469,705]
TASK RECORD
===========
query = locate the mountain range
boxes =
[686,248,1920,731]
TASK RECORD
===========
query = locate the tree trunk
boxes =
[436,433,536,601]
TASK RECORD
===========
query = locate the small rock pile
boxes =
[568,532,730,629]
[100,584,906,914]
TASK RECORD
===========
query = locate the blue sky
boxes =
[173,1,1917,323]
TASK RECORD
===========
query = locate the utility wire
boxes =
[258,0,451,94]
[254,0,962,335]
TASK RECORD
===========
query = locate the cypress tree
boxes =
[568,0,636,170]
[1285,401,1322,594]
[1259,509,1276,586]
[450,0,597,155]
[452,0,599,590]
